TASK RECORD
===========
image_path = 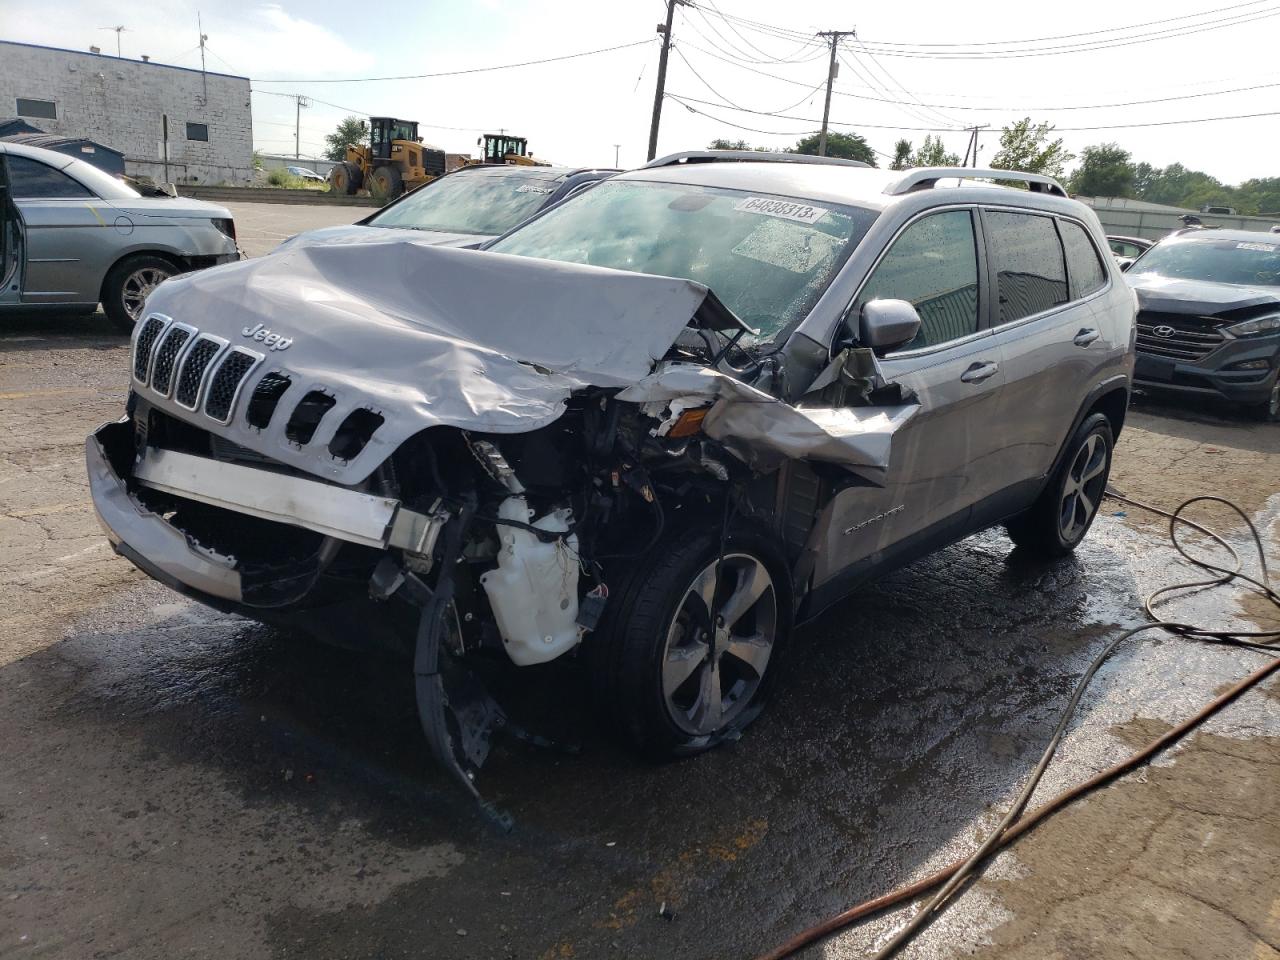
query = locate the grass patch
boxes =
[265,169,327,191]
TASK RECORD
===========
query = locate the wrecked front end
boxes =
[88,239,914,821]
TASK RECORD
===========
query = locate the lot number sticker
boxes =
[734,196,829,224]
[1237,241,1277,252]
[517,184,554,194]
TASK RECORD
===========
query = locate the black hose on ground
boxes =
[754,490,1280,960]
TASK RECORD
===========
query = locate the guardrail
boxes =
[177,185,380,207]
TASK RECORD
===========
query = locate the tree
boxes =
[989,118,1073,179]
[1068,143,1136,198]
[889,138,912,171]
[324,116,369,163]
[792,130,877,166]
[910,134,960,168]
[1236,177,1280,216]
[707,138,773,152]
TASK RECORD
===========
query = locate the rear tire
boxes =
[592,524,790,759]
[369,165,404,201]
[328,161,363,195]
[1006,413,1114,557]
[101,254,178,333]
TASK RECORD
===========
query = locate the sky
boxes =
[2,0,1278,183]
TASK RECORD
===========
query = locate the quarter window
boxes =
[6,156,93,199]
[1060,220,1107,297]
[186,122,209,142]
[986,211,1068,323]
[853,209,980,351]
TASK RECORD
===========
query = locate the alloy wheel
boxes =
[121,266,172,322]
[661,553,777,737]
[1059,433,1108,542]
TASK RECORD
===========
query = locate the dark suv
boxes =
[88,154,1135,789]
[1124,229,1280,420]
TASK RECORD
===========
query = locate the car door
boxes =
[0,152,21,306]
[8,153,106,305]
[983,209,1106,489]
[814,207,1007,588]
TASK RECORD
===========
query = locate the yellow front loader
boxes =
[328,117,446,200]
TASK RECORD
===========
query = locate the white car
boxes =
[285,166,326,182]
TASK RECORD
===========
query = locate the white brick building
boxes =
[0,40,253,185]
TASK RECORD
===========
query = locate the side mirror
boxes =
[857,299,922,352]
[1118,258,1133,272]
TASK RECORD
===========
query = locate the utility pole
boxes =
[816,30,855,157]
[294,95,310,159]
[962,125,988,167]
[646,0,682,162]
[613,143,621,167]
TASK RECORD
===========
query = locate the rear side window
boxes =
[1060,220,1107,297]
[6,156,94,199]
[853,209,980,351]
[986,210,1067,324]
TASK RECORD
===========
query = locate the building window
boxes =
[186,122,209,142]
[16,98,57,120]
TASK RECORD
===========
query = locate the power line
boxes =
[852,0,1273,48]
[253,38,651,83]
[849,6,1280,58]
[849,41,964,126]
[694,0,823,64]
[696,0,1279,56]
[671,45,822,116]
[669,91,1280,134]
[674,41,1280,116]
[836,50,952,128]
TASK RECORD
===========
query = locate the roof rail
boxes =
[644,150,871,169]
[885,167,1068,198]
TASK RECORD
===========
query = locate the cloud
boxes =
[0,1,374,79]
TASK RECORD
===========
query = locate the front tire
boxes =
[102,254,177,332]
[594,526,790,758]
[1243,373,1279,422]
[1006,412,1114,557]
[369,165,404,201]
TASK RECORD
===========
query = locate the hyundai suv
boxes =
[87,153,1134,794]
[1124,229,1280,420]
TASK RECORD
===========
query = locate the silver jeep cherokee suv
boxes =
[87,153,1135,792]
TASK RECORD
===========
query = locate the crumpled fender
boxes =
[616,362,917,480]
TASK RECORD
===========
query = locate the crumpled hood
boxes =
[278,224,488,253]
[1127,274,1280,315]
[135,238,712,485]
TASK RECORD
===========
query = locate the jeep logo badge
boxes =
[1152,324,1176,338]
[241,322,293,351]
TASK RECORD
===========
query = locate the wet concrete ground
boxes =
[2,229,1278,959]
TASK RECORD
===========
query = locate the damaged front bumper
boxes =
[87,418,447,605]
[88,420,244,602]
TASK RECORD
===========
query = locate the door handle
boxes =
[1073,328,1100,347]
[960,360,999,384]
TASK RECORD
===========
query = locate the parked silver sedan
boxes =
[0,141,239,330]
